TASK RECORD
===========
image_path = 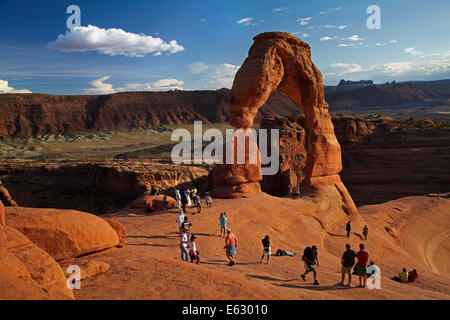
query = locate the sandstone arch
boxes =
[212,32,357,215]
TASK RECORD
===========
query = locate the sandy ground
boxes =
[72,192,450,300]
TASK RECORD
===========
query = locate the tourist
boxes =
[189,234,200,264]
[275,249,296,257]
[181,216,192,232]
[301,245,320,285]
[195,194,202,214]
[180,229,190,262]
[392,268,409,283]
[186,189,192,208]
[180,188,187,212]
[260,235,271,264]
[175,187,181,209]
[224,229,238,266]
[338,244,357,287]
[355,243,369,288]
[191,187,197,198]
[219,212,227,237]
[176,210,185,233]
[205,192,212,208]
[346,221,351,238]
[408,269,420,283]
[363,225,369,241]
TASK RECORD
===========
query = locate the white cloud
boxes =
[187,62,210,74]
[320,36,333,41]
[84,76,116,94]
[200,18,207,22]
[309,25,347,30]
[273,7,291,15]
[337,43,356,47]
[330,63,363,74]
[375,40,398,46]
[84,76,185,94]
[0,79,31,93]
[152,78,185,91]
[48,24,184,57]
[390,40,398,43]
[347,34,364,41]
[404,47,423,56]
[382,62,414,76]
[319,6,343,15]
[237,17,254,26]
[298,17,312,26]
[302,33,311,38]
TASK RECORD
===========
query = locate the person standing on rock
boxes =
[224,229,238,266]
[205,193,212,208]
[181,216,192,232]
[355,244,369,288]
[346,221,352,238]
[219,212,227,237]
[301,245,320,285]
[195,194,202,214]
[176,210,185,233]
[175,187,181,209]
[337,244,357,287]
[189,234,200,264]
[363,225,369,241]
[186,189,192,208]
[260,235,271,264]
[180,229,190,262]
[180,188,187,212]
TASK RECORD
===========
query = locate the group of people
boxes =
[346,221,369,241]
[176,211,200,264]
[392,268,420,283]
[174,187,212,214]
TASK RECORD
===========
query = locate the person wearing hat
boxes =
[301,245,320,285]
[189,234,200,264]
[224,229,238,266]
[355,243,369,288]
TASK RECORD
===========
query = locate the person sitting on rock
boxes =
[408,269,420,283]
[392,268,409,283]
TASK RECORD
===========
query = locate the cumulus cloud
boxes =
[187,62,240,89]
[404,47,423,56]
[48,25,184,57]
[84,76,184,94]
[319,6,343,15]
[84,76,116,94]
[330,63,363,74]
[320,36,338,41]
[298,17,312,26]
[0,79,32,93]
[237,17,254,26]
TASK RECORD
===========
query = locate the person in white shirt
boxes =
[175,188,181,209]
[180,229,190,262]
[176,211,185,233]
[189,234,200,264]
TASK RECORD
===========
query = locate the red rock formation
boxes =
[129,194,177,212]
[0,225,74,299]
[5,207,120,260]
[0,180,18,207]
[103,218,126,247]
[0,200,5,226]
[212,32,357,215]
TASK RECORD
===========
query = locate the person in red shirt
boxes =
[408,269,420,283]
[355,243,369,288]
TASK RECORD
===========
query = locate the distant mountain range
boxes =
[0,79,449,138]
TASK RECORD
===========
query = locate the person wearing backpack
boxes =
[337,244,357,287]
[301,245,320,285]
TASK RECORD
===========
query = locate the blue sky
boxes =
[0,0,449,94]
